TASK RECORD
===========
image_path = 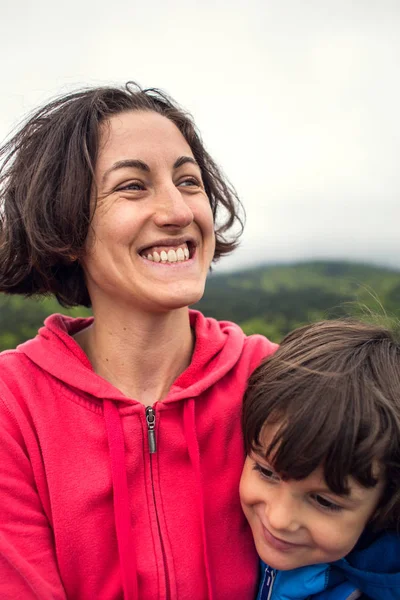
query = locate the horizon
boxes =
[1,1,400,271]
[213,255,400,276]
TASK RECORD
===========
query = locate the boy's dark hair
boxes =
[0,82,244,307]
[242,319,400,531]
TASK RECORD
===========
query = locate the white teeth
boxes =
[168,249,177,262]
[176,247,185,261]
[143,245,191,263]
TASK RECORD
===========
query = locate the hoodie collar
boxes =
[17,310,246,406]
[262,530,400,600]
[332,530,400,600]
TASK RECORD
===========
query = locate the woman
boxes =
[0,84,276,599]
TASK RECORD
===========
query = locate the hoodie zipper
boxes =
[266,569,275,600]
[145,406,156,453]
[145,406,170,598]
[259,565,276,600]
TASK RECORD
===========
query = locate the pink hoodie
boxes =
[0,309,277,599]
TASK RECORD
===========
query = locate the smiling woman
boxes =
[0,83,277,600]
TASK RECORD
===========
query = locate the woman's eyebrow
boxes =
[102,159,150,184]
[173,156,199,169]
[102,155,199,186]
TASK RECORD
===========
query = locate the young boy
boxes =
[240,320,400,600]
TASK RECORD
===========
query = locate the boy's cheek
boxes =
[239,458,257,512]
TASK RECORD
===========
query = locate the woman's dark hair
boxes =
[242,319,400,531]
[0,82,244,307]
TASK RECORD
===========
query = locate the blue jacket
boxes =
[257,530,400,599]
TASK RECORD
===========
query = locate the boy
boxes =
[240,320,400,600]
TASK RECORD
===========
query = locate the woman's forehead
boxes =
[96,110,193,167]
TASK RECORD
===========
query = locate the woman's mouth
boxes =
[139,241,195,264]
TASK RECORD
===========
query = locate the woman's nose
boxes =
[153,184,194,229]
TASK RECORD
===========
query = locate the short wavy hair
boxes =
[243,319,400,532]
[0,83,244,307]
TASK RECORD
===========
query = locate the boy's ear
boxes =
[367,508,382,532]
[368,482,398,532]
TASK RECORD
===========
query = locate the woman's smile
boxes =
[137,237,195,264]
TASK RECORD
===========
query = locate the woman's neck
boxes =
[75,305,194,405]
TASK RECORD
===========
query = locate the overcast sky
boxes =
[1,0,399,272]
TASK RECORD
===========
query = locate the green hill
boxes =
[194,260,400,341]
[0,260,399,350]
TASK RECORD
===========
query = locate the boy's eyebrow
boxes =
[315,485,352,500]
[251,450,365,502]
[309,480,372,504]
[251,448,276,466]
[251,448,268,460]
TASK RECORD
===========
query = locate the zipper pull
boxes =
[145,406,156,454]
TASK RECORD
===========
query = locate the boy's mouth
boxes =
[262,525,304,551]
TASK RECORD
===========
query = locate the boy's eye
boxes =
[311,494,342,512]
[253,462,280,482]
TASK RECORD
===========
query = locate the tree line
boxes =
[0,260,399,350]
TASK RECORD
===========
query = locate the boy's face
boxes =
[240,426,383,571]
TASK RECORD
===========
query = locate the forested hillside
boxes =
[0,260,399,350]
[194,260,400,341]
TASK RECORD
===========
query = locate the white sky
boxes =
[1,0,399,272]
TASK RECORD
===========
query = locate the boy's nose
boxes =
[264,491,302,534]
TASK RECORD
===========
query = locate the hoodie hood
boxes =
[17,309,247,405]
[331,530,400,600]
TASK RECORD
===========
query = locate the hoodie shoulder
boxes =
[0,314,96,403]
[0,348,43,385]
[175,311,278,396]
[190,309,277,362]
[243,332,279,373]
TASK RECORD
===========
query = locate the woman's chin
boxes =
[154,285,206,312]
[128,289,206,314]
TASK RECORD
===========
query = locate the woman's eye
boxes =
[177,177,201,188]
[252,462,280,482]
[117,181,145,192]
[311,494,342,512]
